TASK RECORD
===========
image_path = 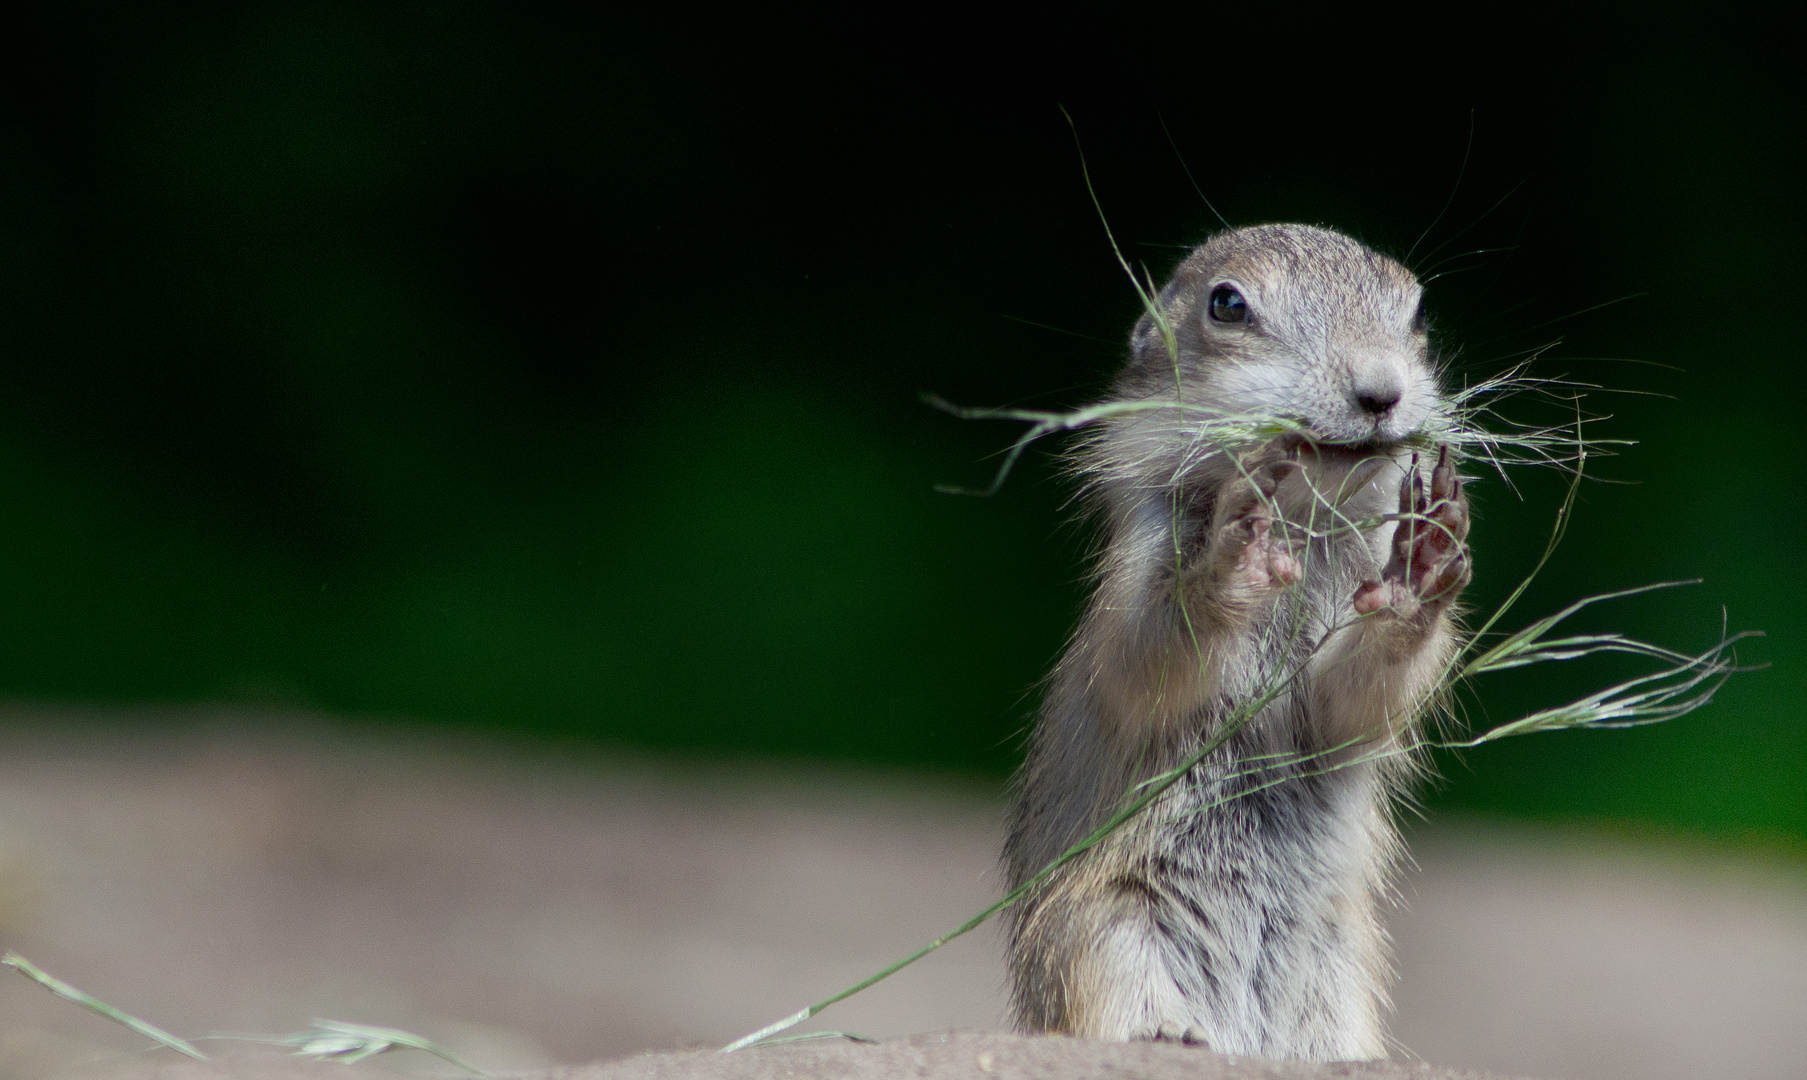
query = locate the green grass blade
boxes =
[721,1008,814,1053]
[1463,580,1700,677]
[3,952,206,1060]
[742,1030,878,1048]
[279,1019,490,1078]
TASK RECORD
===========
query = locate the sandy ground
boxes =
[52,1032,1530,1080]
[1,711,1804,1080]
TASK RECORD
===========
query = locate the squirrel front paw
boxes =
[1205,457,1303,606]
[1353,444,1470,618]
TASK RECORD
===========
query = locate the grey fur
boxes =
[1002,224,1469,1060]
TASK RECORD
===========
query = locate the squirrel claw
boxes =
[1137,1022,1211,1047]
[1208,458,1303,595]
[1354,444,1470,617]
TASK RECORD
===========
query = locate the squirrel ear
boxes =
[1130,311,1167,359]
[1130,314,1155,351]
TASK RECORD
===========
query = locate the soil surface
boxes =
[59,1032,1532,1080]
[2,711,1804,1080]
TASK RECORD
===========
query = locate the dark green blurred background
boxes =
[0,7,1799,840]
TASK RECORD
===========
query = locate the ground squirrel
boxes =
[1002,223,1470,1060]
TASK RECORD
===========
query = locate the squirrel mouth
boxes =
[1273,434,1407,503]
[1279,432,1404,463]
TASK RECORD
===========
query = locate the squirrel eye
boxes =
[1411,297,1428,332]
[1208,285,1248,324]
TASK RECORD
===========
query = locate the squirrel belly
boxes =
[1000,224,1471,1060]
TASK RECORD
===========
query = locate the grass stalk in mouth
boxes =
[722,387,1758,1053]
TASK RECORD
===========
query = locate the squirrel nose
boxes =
[1355,388,1401,416]
[1351,371,1404,417]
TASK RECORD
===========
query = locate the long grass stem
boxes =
[3,953,206,1060]
[725,397,1758,1053]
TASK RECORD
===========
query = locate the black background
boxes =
[1,5,1800,839]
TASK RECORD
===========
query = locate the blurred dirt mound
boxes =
[58,1032,1529,1080]
[2,711,1804,1080]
